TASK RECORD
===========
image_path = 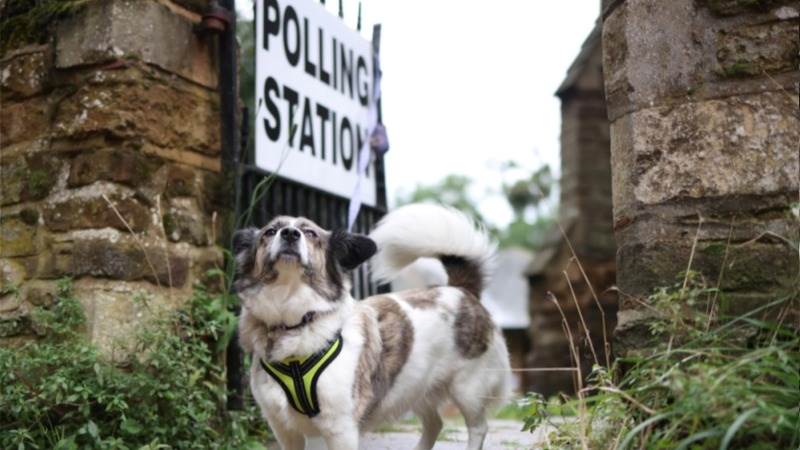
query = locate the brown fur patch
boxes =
[400,288,440,309]
[353,296,414,422]
[440,256,483,298]
[453,290,494,358]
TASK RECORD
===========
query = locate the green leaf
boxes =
[86,420,98,439]
[719,408,758,450]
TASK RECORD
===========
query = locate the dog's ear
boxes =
[329,230,377,271]
[232,227,259,274]
[233,227,258,255]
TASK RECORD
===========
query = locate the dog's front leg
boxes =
[269,419,306,450]
[320,421,359,450]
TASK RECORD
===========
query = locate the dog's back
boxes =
[356,204,511,449]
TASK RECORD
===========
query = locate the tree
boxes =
[497,164,555,249]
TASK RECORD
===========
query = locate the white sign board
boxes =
[255,0,377,206]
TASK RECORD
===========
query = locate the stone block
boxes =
[0,216,40,257]
[69,237,188,287]
[68,148,159,188]
[0,259,28,289]
[71,238,147,281]
[163,202,209,245]
[603,0,800,119]
[0,46,52,100]
[0,97,51,146]
[190,246,224,289]
[716,19,800,77]
[21,280,58,307]
[1,153,61,206]
[611,91,799,217]
[52,77,219,156]
[617,239,798,298]
[603,0,702,118]
[164,164,198,198]
[0,283,21,315]
[55,0,217,88]
[697,0,797,17]
[43,193,151,233]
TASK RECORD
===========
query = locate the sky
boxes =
[236,0,600,228]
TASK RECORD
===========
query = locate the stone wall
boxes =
[603,0,799,354]
[0,0,227,353]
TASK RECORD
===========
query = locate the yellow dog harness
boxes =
[260,334,343,417]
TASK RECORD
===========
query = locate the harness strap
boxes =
[260,334,343,417]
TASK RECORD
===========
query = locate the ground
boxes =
[278,414,556,449]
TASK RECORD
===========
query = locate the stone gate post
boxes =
[602,0,799,353]
[1,0,228,352]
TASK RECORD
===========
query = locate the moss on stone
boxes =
[18,208,39,226]
[0,0,94,55]
[162,213,177,237]
[26,169,51,199]
[721,60,758,78]
[700,242,727,257]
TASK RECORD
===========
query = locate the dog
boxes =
[233,203,510,450]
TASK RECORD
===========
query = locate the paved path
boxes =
[301,419,555,449]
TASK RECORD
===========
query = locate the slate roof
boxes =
[555,20,602,98]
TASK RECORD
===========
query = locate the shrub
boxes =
[0,279,270,449]
[521,276,799,449]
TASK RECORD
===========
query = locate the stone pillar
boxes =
[603,0,799,353]
[0,0,227,352]
[524,23,618,395]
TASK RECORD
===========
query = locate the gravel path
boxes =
[300,418,555,449]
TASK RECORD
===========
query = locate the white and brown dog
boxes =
[233,203,510,450]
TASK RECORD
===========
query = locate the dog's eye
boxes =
[303,229,317,238]
[264,228,277,237]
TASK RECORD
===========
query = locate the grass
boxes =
[518,273,799,449]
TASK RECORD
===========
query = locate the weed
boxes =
[0,278,270,449]
[521,277,799,449]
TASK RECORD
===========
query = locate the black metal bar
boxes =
[215,0,244,411]
[371,24,388,212]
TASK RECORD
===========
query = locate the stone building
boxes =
[1,0,228,353]
[524,22,618,395]
[602,0,799,354]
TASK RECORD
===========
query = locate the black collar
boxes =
[267,311,319,334]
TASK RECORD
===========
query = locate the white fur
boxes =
[368,203,496,283]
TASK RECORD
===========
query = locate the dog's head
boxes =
[232,216,377,301]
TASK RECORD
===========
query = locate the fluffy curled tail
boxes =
[369,203,495,297]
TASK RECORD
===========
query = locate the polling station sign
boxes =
[255,0,377,206]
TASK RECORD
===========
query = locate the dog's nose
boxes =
[280,227,301,243]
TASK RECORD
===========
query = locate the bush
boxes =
[0,279,270,449]
[521,276,800,449]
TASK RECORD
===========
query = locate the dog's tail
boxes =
[369,203,495,298]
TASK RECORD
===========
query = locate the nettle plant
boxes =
[518,273,799,450]
[0,278,270,450]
